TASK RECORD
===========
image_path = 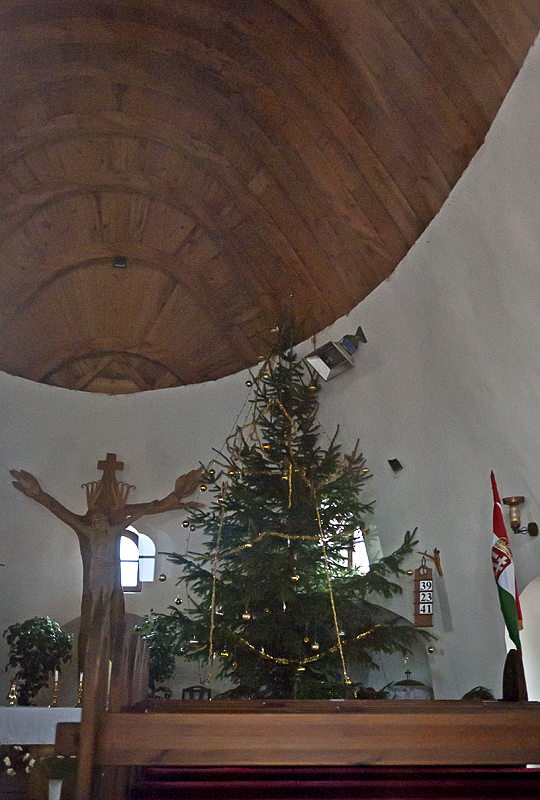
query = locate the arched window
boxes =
[120,526,156,592]
[345,530,370,575]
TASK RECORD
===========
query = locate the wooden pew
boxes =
[57,698,540,799]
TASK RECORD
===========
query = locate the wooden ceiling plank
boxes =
[443,1,523,82]
[238,49,432,246]
[230,40,449,242]
[330,4,479,185]
[374,0,505,134]
[0,22,442,256]
[71,353,117,391]
[116,354,152,392]
[472,0,540,64]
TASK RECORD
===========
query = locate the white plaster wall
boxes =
[2,32,540,703]
[303,33,540,699]
[0,375,249,700]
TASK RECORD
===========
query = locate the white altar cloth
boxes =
[0,708,81,744]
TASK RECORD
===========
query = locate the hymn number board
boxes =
[414,563,433,627]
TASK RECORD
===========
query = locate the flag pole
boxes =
[490,472,528,701]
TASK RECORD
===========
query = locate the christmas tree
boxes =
[148,337,427,699]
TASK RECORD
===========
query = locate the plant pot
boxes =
[48,778,63,800]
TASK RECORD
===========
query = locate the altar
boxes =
[0,708,81,745]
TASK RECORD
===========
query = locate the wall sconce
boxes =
[502,496,539,536]
[304,326,366,381]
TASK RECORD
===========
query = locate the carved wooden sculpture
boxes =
[10,454,202,672]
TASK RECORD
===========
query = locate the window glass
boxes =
[341,530,370,575]
[121,559,139,588]
[120,536,139,561]
[121,527,156,589]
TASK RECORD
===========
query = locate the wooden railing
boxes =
[57,698,540,799]
[57,602,540,798]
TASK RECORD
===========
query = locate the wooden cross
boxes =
[96,453,124,511]
[97,453,124,476]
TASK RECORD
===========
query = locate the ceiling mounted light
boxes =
[113,256,128,269]
[304,325,366,381]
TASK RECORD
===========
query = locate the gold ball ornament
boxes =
[303,637,309,643]
[208,469,215,477]
[245,380,253,387]
[406,569,414,575]
[242,611,252,621]
[311,642,320,651]
[308,384,317,392]
[200,484,207,492]
[217,495,225,503]
[291,574,300,582]
[232,661,238,668]
[174,596,183,605]
[228,469,236,476]
[221,651,229,658]
[427,646,436,654]
[158,573,167,582]
[263,443,270,450]
[262,371,271,380]
[264,607,270,613]
[182,520,189,528]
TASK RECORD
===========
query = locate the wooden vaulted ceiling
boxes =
[0,1,538,393]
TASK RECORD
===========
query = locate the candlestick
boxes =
[7,680,17,706]
[49,672,59,707]
[75,673,83,708]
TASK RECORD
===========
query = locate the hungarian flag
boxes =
[491,472,523,648]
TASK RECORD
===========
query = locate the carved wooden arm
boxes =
[10,469,83,530]
[124,466,204,518]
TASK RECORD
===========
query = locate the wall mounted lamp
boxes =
[502,495,539,536]
[304,325,366,381]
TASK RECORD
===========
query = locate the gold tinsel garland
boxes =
[233,623,383,666]
[206,487,227,681]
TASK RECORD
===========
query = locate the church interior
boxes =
[2,1,540,797]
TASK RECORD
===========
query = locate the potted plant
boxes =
[136,608,185,698]
[3,617,72,705]
[38,755,77,800]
